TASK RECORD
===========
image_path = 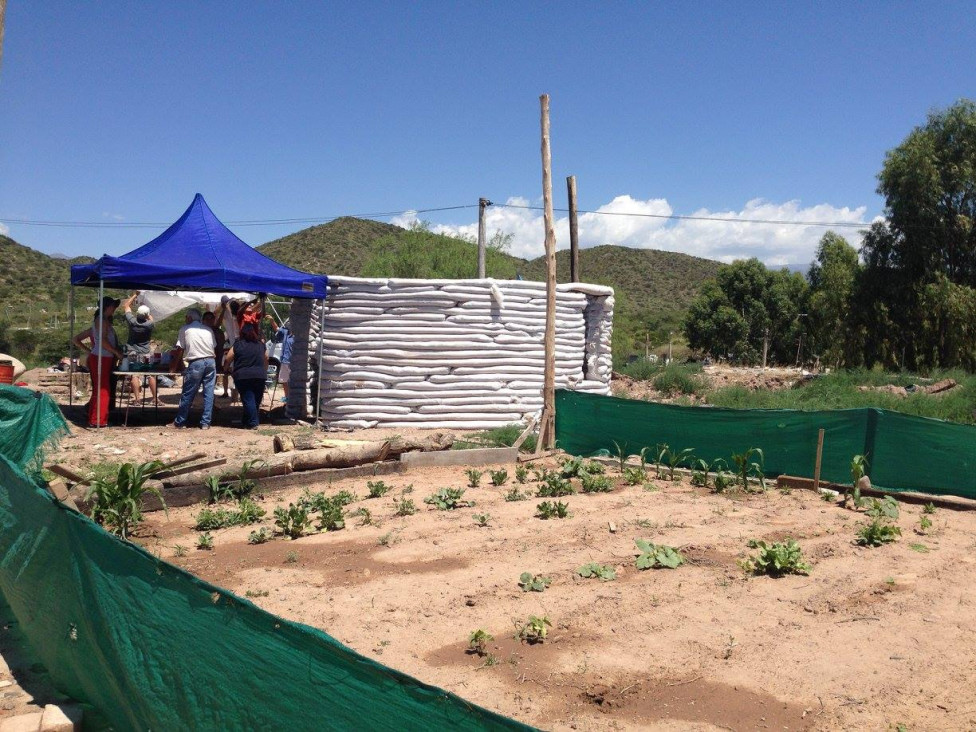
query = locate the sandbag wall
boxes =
[288,277,613,429]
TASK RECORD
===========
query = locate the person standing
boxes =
[169,308,217,430]
[121,292,157,402]
[223,323,268,429]
[266,315,294,403]
[71,296,123,428]
[214,296,239,402]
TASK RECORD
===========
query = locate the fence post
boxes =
[813,428,825,492]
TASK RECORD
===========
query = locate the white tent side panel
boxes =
[285,276,613,428]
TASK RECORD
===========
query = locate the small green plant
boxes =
[743,539,810,575]
[611,440,629,473]
[194,507,235,531]
[504,487,529,502]
[711,460,736,492]
[866,496,900,521]
[514,465,529,484]
[536,500,570,519]
[393,494,418,516]
[576,563,616,581]
[634,539,684,569]
[196,532,214,550]
[205,474,234,504]
[233,459,265,499]
[468,629,494,656]
[518,572,551,592]
[235,497,266,525]
[731,448,765,490]
[472,513,491,527]
[465,469,483,488]
[274,503,311,539]
[316,498,346,532]
[245,589,269,598]
[922,502,936,514]
[659,445,695,482]
[560,455,585,478]
[377,531,397,547]
[909,542,930,553]
[536,472,575,498]
[248,527,273,544]
[352,507,373,526]
[623,466,646,486]
[690,458,710,488]
[847,454,869,508]
[857,520,902,546]
[173,544,187,557]
[85,459,165,539]
[489,469,509,486]
[424,487,472,510]
[284,550,299,564]
[581,473,614,493]
[366,480,392,498]
[518,615,552,644]
[918,515,933,533]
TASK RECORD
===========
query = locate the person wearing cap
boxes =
[122,292,157,403]
[169,308,217,430]
[71,295,123,428]
[214,295,239,402]
[223,322,268,429]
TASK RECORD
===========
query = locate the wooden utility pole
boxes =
[567,175,580,282]
[538,94,557,451]
[477,197,490,278]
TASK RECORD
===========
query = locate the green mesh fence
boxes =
[0,391,531,731]
[0,384,68,471]
[555,390,976,499]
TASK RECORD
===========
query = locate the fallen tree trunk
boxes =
[274,432,453,455]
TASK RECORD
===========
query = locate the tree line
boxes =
[686,99,976,371]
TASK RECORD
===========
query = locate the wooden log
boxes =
[151,458,227,480]
[291,441,391,471]
[46,464,89,485]
[275,433,454,455]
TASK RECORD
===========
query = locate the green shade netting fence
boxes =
[0,388,531,731]
[0,384,69,470]
[555,390,976,499]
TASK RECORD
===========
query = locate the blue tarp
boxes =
[70,194,327,299]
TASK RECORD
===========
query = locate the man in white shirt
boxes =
[169,308,217,429]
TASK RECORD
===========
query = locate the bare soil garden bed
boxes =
[128,449,976,731]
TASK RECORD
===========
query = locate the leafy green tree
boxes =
[807,232,860,367]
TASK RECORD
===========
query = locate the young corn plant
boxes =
[468,629,493,656]
[367,481,391,498]
[731,448,765,491]
[611,441,629,474]
[580,473,614,493]
[536,500,570,519]
[743,539,810,576]
[661,446,695,482]
[505,487,529,502]
[711,460,736,493]
[514,465,529,484]
[465,469,483,488]
[248,527,273,545]
[274,503,311,539]
[846,454,869,508]
[173,544,187,558]
[518,615,552,644]
[489,469,509,486]
[196,532,214,550]
[576,563,616,581]
[518,572,551,592]
[634,539,684,569]
[424,488,472,510]
[917,515,933,534]
[233,459,265,499]
[85,460,165,539]
[205,474,234,504]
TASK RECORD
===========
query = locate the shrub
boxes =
[652,363,704,396]
[743,539,810,576]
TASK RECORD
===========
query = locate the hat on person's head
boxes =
[220,295,230,304]
[137,305,151,317]
[100,296,121,309]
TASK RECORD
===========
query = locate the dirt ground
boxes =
[9,386,976,730]
[612,365,804,403]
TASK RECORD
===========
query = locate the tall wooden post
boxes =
[538,94,557,450]
[567,175,579,283]
[477,197,490,278]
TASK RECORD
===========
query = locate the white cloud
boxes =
[401,195,870,267]
[0,222,8,236]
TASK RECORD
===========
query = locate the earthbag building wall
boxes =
[0,387,530,731]
[555,390,976,499]
[287,277,614,429]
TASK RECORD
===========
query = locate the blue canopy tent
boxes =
[69,194,329,422]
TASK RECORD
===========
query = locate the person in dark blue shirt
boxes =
[223,323,268,429]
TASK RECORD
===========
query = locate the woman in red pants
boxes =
[72,296,123,428]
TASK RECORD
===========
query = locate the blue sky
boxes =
[1,2,973,266]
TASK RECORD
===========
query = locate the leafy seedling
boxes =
[857,520,901,546]
[173,544,187,558]
[465,469,483,488]
[468,629,494,656]
[922,502,936,515]
[274,503,311,539]
[917,515,933,533]
[235,497,266,525]
[659,445,695,482]
[536,500,570,519]
[472,513,491,527]
[489,469,509,486]
[518,615,552,644]
[248,527,273,544]
[576,563,616,581]
[196,532,214,550]
[424,487,472,510]
[316,498,346,532]
[205,474,234,504]
[518,572,551,592]
[846,454,869,508]
[611,440,629,474]
[623,466,647,486]
[866,496,899,521]
[393,494,418,516]
[536,472,575,498]
[352,507,373,526]
[634,539,684,569]
[86,460,165,539]
[505,487,529,502]
[743,539,810,575]
[560,456,585,478]
[581,473,614,493]
[514,465,529,484]
[731,447,765,491]
[366,480,392,498]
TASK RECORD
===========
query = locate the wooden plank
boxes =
[512,415,539,451]
[151,458,227,480]
[46,464,89,485]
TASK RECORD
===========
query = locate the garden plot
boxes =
[137,456,976,731]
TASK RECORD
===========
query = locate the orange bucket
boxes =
[0,360,13,385]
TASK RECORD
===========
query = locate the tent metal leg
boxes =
[68,286,75,409]
[314,298,325,427]
[96,280,104,428]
